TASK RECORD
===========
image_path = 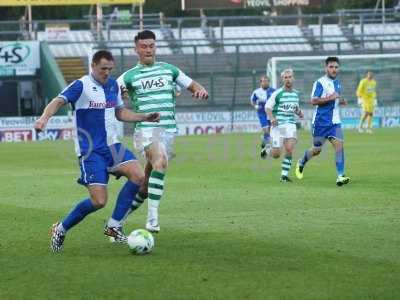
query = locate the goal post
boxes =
[267,53,400,105]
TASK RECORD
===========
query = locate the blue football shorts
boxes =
[312,123,343,148]
[77,143,136,186]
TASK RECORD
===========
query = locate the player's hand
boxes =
[120,85,129,101]
[254,104,260,110]
[339,98,347,105]
[193,89,208,100]
[327,92,339,101]
[374,98,378,106]
[357,98,363,106]
[271,118,278,127]
[34,117,47,132]
[144,112,160,122]
[298,110,304,119]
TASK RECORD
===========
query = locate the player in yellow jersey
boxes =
[357,71,377,133]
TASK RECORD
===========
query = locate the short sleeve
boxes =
[117,73,127,90]
[175,68,193,89]
[311,81,323,98]
[58,80,83,104]
[250,91,258,103]
[114,80,124,108]
[265,90,277,110]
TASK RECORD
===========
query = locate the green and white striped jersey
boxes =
[265,87,300,125]
[118,62,192,133]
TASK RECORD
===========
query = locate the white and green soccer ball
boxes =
[127,229,154,255]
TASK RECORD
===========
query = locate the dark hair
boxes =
[325,56,339,65]
[92,50,114,64]
[260,75,270,81]
[134,30,156,43]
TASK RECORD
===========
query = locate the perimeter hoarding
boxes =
[0,0,144,6]
[181,0,320,10]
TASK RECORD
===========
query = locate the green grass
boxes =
[1,128,399,299]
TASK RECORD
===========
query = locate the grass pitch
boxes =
[0,129,399,299]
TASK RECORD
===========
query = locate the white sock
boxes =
[57,223,66,234]
[147,201,159,222]
[107,218,121,228]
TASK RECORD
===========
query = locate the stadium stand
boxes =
[309,24,353,51]
[214,25,312,53]
[5,11,398,111]
[352,23,400,49]
[172,28,214,54]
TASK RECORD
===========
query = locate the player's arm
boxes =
[250,93,259,110]
[34,97,66,132]
[311,93,339,105]
[35,79,83,132]
[310,81,338,106]
[265,92,277,126]
[356,80,364,105]
[295,106,304,119]
[115,107,160,123]
[187,80,208,100]
[114,78,159,122]
[173,66,208,100]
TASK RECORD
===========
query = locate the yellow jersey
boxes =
[356,78,377,102]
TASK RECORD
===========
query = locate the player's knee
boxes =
[271,150,280,159]
[152,158,168,170]
[313,148,321,156]
[134,174,145,186]
[92,197,107,209]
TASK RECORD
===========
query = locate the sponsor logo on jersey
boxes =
[88,100,116,109]
[140,77,167,90]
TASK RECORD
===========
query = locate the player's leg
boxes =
[358,107,368,133]
[295,126,324,179]
[258,112,271,159]
[144,141,168,233]
[104,144,144,242]
[270,125,282,159]
[105,160,144,239]
[366,111,374,133]
[280,137,296,182]
[328,125,350,186]
[50,154,109,252]
[132,161,151,212]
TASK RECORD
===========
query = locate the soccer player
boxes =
[357,70,377,134]
[250,75,275,159]
[295,56,350,186]
[34,50,160,252]
[118,30,208,233]
[265,69,303,182]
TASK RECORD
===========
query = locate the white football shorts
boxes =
[270,123,297,148]
[133,128,176,159]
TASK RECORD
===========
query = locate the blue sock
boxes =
[111,180,140,222]
[336,148,345,176]
[300,149,312,166]
[263,132,270,144]
[62,198,98,231]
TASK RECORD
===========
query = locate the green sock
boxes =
[281,155,292,177]
[148,170,165,221]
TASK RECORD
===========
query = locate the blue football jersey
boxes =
[311,75,342,126]
[250,87,275,112]
[58,74,124,156]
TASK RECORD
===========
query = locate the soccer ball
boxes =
[127,229,154,255]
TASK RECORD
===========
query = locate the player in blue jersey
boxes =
[250,75,275,159]
[295,56,350,186]
[34,50,160,252]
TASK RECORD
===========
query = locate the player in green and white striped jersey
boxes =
[265,69,303,182]
[117,30,208,233]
